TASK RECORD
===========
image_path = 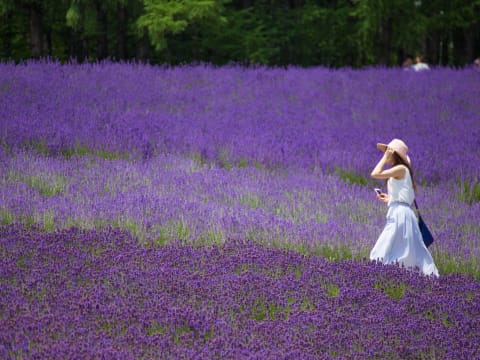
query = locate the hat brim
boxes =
[376,142,410,165]
[376,143,388,152]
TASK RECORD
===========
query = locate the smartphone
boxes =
[374,188,382,195]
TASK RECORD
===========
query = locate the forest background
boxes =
[1,0,479,67]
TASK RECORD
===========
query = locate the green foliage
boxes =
[16,254,27,269]
[217,149,232,169]
[237,158,248,168]
[434,250,479,280]
[1,208,15,225]
[137,0,229,52]
[351,0,426,65]
[174,220,191,242]
[423,310,452,328]
[281,241,362,263]
[60,144,91,159]
[240,192,262,209]
[146,321,166,336]
[8,171,68,198]
[325,283,340,297]
[335,167,370,186]
[1,0,479,66]
[195,229,224,246]
[20,214,36,229]
[313,243,355,262]
[374,279,406,299]
[296,3,359,66]
[250,297,291,321]
[459,180,480,205]
[214,5,282,65]
[299,297,315,311]
[152,226,170,246]
[42,211,55,232]
[66,3,82,29]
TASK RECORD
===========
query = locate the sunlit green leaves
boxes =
[137,0,230,51]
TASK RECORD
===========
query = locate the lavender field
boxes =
[1,62,479,358]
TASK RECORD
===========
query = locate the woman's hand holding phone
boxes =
[374,188,388,203]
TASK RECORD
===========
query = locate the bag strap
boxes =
[413,199,422,217]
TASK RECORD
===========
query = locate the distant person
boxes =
[474,57,480,70]
[412,55,430,71]
[402,56,413,71]
[370,139,439,277]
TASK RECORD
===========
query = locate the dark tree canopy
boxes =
[0,0,479,67]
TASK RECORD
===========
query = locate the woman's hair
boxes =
[392,152,417,190]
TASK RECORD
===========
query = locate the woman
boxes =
[370,139,439,277]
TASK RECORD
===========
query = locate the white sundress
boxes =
[370,166,439,277]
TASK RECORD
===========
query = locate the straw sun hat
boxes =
[376,138,411,165]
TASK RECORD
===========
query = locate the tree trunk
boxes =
[377,17,392,65]
[239,0,253,8]
[29,1,43,58]
[69,28,86,62]
[136,31,150,62]
[95,1,108,59]
[288,0,304,9]
[464,29,475,65]
[45,27,52,56]
[1,11,13,58]
[117,5,127,60]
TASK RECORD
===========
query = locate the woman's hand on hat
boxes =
[383,147,395,161]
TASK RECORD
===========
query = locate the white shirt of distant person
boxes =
[412,55,429,71]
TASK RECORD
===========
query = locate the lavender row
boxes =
[1,225,478,359]
[1,149,479,276]
[1,61,479,183]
